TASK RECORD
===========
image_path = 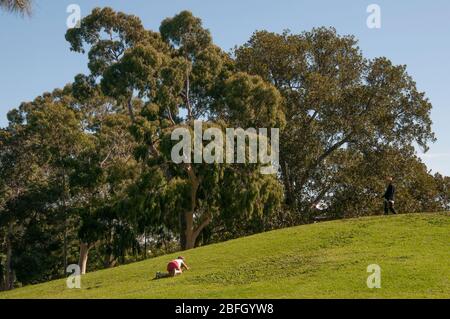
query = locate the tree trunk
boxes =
[181,209,212,250]
[61,173,68,274]
[127,97,135,122]
[78,242,91,275]
[5,223,14,290]
[179,211,196,250]
[180,164,200,250]
[281,160,295,208]
[179,211,188,250]
[0,257,4,291]
[183,211,195,250]
[179,162,215,250]
[143,231,147,259]
[63,221,68,273]
[103,254,117,268]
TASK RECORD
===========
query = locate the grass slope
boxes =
[1,213,449,299]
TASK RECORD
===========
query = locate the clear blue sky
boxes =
[1,0,449,175]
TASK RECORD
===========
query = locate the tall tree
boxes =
[0,104,53,289]
[235,29,435,220]
[66,8,284,250]
[0,83,141,282]
[71,86,140,274]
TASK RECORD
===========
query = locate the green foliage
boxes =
[0,83,140,286]
[66,8,284,252]
[222,72,285,128]
[160,10,212,57]
[235,28,436,219]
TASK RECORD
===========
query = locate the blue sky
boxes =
[1,0,449,175]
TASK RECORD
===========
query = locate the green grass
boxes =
[1,213,449,299]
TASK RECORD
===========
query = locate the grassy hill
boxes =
[1,213,449,299]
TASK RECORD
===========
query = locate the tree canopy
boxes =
[235,29,435,219]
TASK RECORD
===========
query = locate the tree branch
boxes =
[193,215,212,240]
[127,96,135,123]
[185,69,192,120]
[166,107,176,125]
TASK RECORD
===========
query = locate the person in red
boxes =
[155,256,189,279]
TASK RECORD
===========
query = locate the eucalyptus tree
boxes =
[66,8,284,250]
[70,82,140,274]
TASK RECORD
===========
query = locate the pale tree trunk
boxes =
[78,243,91,275]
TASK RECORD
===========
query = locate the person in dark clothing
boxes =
[383,176,397,215]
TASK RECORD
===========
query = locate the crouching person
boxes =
[155,256,189,279]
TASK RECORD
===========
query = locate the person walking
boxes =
[383,176,397,215]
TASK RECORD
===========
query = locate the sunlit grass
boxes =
[1,212,449,299]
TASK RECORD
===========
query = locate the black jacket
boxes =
[384,183,396,201]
